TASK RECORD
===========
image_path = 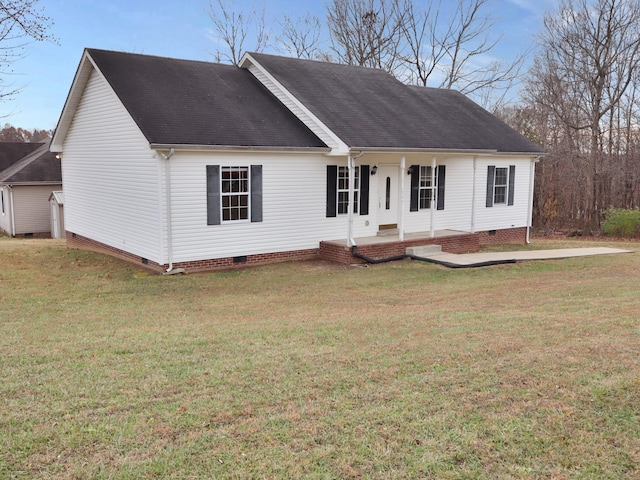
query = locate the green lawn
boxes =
[1,237,639,479]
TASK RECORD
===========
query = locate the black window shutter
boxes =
[486,165,495,208]
[359,165,369,215]
[250,165,263,222]
[508,165,516,206]
[326,165,337,217]
[437,165,446,211]
[409,165,420,212]
[206,165,221,225]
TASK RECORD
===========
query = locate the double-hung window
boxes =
[206,165,263,225]
[337,166,360,214]
[221,166,249,221]
[326,165,369,217]
[419,166,436,209]
[486,165,515,207]
[409,164,446,211]
[493,167,508,205]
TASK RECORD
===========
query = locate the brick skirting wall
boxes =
[319,227,528,265]
[66,231,320,274]
[66,227,527,272]
[320,232,480,265]
[478,226,528,245]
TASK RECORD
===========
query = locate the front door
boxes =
[377,165,399,228]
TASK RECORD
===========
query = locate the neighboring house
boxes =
[50,49,544,273]
[0,140,62,237]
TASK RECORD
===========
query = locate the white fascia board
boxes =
[240,53,350,156]
[51,50,97,152]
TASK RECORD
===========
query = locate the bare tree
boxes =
[399,0,526,110]
[326,0,407,72]
[277,13,323,60]
[524,0,640,228]
[0,0,55,101]
[206,0,269,65]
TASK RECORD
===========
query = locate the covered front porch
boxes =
[319,229,481,265]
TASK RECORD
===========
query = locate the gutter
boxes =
[150,143,331,153]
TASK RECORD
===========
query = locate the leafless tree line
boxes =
[514,0,640,231]
[206,0,526,110]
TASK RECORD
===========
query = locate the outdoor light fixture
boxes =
[371,165,377,175]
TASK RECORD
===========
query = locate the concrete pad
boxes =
[415,247,633,267]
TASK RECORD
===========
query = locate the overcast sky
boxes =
[4,0,559,131]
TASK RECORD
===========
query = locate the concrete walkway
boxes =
[416,247,634,267]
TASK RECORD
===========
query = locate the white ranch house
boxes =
[51,49,544,273]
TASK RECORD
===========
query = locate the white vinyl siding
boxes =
[61,68,164,262]
[168,152,375,262]
[369,154,533,235]
[10,185,62,235]
[474,159,531,231]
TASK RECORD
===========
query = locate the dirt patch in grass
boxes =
[1,238,640,478]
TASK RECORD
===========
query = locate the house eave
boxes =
[348,147,545,156]
[149,143,331,154]
[0,181,62,186]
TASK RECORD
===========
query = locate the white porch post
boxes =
[347,154,356,247]
[430,155,436,238]
[398,156,405,241]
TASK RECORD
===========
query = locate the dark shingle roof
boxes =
[86,49,327,149]
[248,52,544,154]
[0,143,42,172]
[0,140,61,184]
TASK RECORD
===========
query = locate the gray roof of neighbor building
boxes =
[0,140,61,184]
[248,52,544,154]
[0,143,42,172]
[86,49,327,149]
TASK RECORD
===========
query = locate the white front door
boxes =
[377,165,399,227]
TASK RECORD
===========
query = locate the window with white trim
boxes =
[221,166,250,221]
[337,166,360,215]
[419,166,436,209]
[493,167,508,205]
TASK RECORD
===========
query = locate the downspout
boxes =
[526,156,540,244]
[398,156,405,241]
[470,156,477,233]
[429,155,436,238]
[347,151,364,247]
[8,185,16,236]
[159,148,183,274]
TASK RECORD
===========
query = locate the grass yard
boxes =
[1,237,640,479]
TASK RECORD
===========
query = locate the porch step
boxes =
[406,245,442,257]
[377,228,399,237]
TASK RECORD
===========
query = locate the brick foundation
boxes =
[66,227,528,272]
[320,232,480,265]
[477,227,527,245]
[66,231,320,274]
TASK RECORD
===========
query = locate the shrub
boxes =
[602,208,640,238]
